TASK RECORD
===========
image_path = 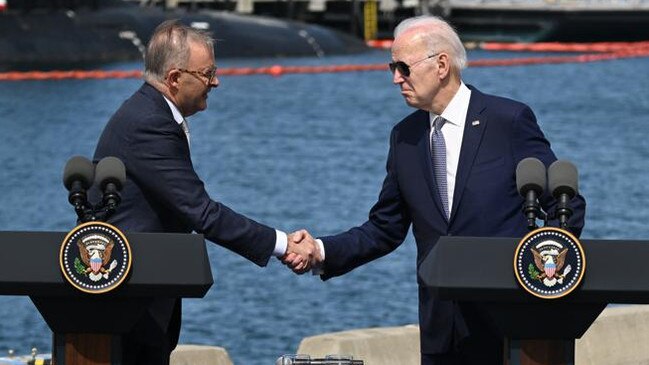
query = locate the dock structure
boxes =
[448,0,649,42]
[127,0,649,41]
[127,0,416,39]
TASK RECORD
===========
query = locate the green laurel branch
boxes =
[528,263,540,280]
[74,257,87,276]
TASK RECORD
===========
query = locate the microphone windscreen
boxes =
[95,156,126,191]
[276,357,292,365]
[63,156,95,190]
[516,157,546,196]
[548,160,578,198]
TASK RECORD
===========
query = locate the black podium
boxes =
[0,231,213,365]
[419,236,649,365]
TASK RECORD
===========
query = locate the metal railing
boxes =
[276,355,363,365]
[450,0,649,10]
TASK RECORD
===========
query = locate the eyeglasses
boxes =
[389,53,439,77]
[177,67,218,84]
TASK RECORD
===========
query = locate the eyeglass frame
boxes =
[389,53,440,77]
[176,67,218,84]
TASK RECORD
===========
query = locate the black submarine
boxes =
[0,0,369,71]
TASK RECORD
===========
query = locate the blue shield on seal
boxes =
[90,257,102,273]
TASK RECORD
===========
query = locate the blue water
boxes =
[0,49,648,364]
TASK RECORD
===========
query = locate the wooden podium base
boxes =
[505,339,575,365]
[53,333,121,365]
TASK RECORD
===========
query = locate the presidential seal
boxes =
[514,227,585,299]
[60,221,132,294]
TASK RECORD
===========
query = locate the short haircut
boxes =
[143,20,215,83]
[394,16,467,71]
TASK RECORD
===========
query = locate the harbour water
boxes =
[0,49,648,364]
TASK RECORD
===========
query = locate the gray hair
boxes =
[394,16,467,71]
[143,20,215,83]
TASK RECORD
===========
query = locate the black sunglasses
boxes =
[389,53,439,77]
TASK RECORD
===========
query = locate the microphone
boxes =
[516,157,547,230]
[548,160,579,230]
[63,156,95,222]
[94,156,126,220]
[276,357,363,365]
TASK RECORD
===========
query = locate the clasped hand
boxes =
[281,229,322,274]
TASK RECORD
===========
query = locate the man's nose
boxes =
[392,69,404,84]
[210,75,219,88]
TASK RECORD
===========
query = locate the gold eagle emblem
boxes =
[76,234,117,282]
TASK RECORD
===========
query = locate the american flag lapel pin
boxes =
[472,120,480,127]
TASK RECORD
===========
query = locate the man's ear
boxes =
[166,68,181,89]
[437,53,451,80]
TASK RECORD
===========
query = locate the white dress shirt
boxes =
[162,96,288,256]
[428,82,471,215]
[163,96,191,146]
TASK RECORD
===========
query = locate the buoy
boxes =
[269,65,283,77]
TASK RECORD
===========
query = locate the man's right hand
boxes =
[281,229,323,275]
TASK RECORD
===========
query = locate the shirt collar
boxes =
[162,96,185,126]
[430,82,471,129]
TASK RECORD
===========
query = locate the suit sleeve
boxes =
[511,105,586,237]
[126,113,276,266]
[320,129,412,280]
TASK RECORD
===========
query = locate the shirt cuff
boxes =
[315,239,325,261]
[312,239,326,275]
[273,230,288,257]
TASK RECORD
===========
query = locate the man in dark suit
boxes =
[286,15,585,365]
[93,20,319,365]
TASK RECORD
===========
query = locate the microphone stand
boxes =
[72,191,122,224]
[555,194,573,230]
[68,190,95,224]
[91,194,121,223]
[523,190,547,231]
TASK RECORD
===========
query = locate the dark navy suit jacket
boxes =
[320,85,586,354]
[93,82,276,349]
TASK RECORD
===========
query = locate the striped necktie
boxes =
[432,116,449,219]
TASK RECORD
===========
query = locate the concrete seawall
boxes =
[170,344,234,365]
[171,305,649,365]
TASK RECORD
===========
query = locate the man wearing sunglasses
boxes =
[93,20,319,365]
[286,15,585,365]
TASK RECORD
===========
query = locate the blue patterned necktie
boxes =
[432,116,449,218]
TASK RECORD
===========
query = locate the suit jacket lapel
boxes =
[415,111,449,221]
[450,88,487,222]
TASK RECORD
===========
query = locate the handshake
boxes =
[281,230,324,275]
